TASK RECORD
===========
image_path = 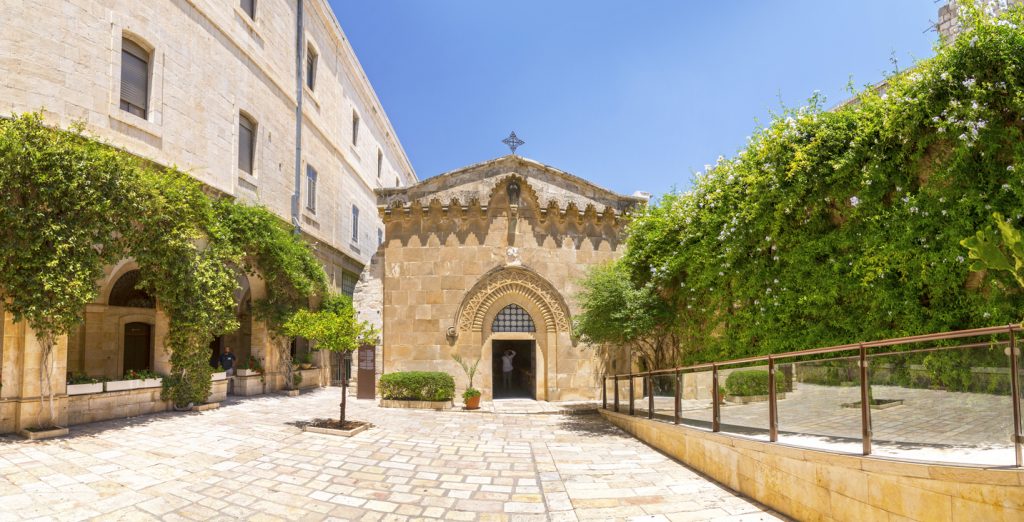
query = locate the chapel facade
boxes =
[363,156,644,401]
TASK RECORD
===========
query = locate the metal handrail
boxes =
[603,324,1024,467]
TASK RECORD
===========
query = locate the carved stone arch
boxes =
[452,266,571,336]
[484,174,541,210]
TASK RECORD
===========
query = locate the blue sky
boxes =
[332,1,941,196]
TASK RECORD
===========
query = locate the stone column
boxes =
[1,311,70,432]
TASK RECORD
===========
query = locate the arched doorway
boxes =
[123,322,152,372]
[209,271,253,372]
[452,267,572,401]
[491,304,536,399]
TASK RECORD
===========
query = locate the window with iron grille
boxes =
[491,304,536,333]
[120,38,149,118]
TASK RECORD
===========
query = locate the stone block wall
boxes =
[68,387,170,426]
[602,410,1024,521]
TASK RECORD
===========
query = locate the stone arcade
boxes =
[362,156,644,401]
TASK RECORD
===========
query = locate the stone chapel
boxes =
[358,155,644,401]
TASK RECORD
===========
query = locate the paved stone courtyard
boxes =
[0,388,781,521]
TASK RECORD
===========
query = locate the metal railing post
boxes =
[712,365,721,432]
[859,343,872,456]
[614,375,620,413]
[648,371,655,419]
[1008,327,1022,467]
[674,369,681,425]
[768,356,778,442]
[628,373,635,416]
[602,376,607,410]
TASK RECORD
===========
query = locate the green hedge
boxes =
[379,371,455,401]
[725,370,785,397]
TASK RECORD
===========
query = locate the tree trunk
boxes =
[339,352,347,424]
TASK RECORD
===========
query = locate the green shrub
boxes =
[379,371,455,401]
[725,370,784,397]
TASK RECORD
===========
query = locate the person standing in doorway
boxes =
[220,346,237,376]
[502,349,515,389]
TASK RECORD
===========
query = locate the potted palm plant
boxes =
[452,354,482,410]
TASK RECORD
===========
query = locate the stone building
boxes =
[0,0,415,433]
[366,156,644,401]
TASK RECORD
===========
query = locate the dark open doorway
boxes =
[123,322,152,372]
[492,340,535,399]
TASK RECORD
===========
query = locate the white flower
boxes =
[983,312,991,319]
[1008,165,1016,172]
[909,207,918,213]
[850,196,860,207]
[1002,184,1011,191]
[956,256,965,263]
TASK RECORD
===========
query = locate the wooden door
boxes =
[357,345,376,399]
[123,322,152,372]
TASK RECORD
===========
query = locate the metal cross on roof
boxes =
[502,131,525,155]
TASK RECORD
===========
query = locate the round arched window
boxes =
[491,304,536,333]
[108,270,155,308]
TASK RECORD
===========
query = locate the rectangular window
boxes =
[306,165,317,212]
[341,270,358,297]
[351,205,359,243]
[377,150,383,178]
[378,228,383,246]
[120,38,149,118]
[306,45,317,90]
[238,114,255,175]
[352,112,360,146]
[240,0,256,19]
[395,176,400,188]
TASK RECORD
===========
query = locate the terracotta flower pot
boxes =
[465,395,481,410]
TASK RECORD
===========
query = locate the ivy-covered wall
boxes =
[615,8,1024,364]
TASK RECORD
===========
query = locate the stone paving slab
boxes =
[0,388,782,521]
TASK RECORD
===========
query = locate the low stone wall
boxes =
[68,387,170,425]
[380,399,452,410]
[600,409,1024,521]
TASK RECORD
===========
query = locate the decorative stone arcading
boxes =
[452,267,571,336]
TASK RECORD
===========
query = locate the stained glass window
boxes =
[491,304,536,333]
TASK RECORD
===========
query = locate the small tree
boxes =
[574,261,682,371]
[283,294,377,423]
[451,354,481,401]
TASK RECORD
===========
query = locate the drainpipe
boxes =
[292,0,304,234]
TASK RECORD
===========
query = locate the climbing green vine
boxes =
[0,112,328,409]
[578,6,1024,367]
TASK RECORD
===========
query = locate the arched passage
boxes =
[451,266,572,401]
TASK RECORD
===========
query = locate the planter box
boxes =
[105,379,141,392]
[67,382,104,395]
[211,372,227,381]
[726,393,786,404]
[192,402,220,412]
[233,374,265,396]
[282,389,300,397]
[380,399,453,410]
[236,369,262,377]
[19,426,69,440]
[303,421,368,437]
[138,378,162,389]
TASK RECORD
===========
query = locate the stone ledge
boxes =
[600,409,1024,521]
[380,399,453,410]
[18,426,69,440]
